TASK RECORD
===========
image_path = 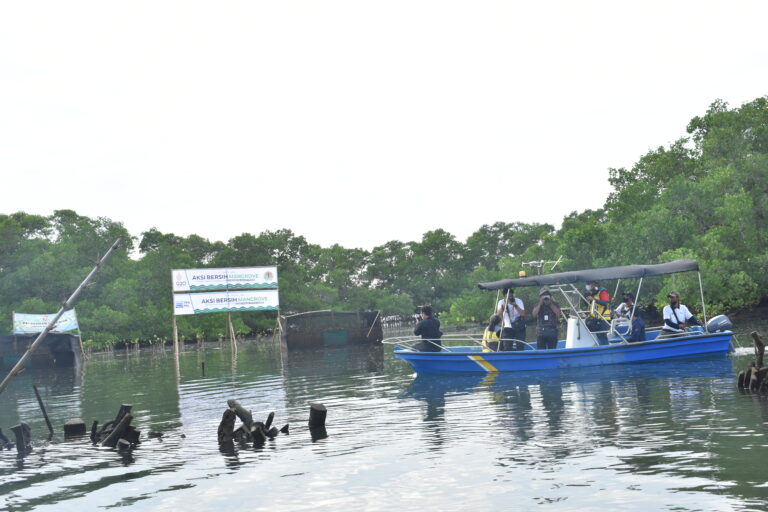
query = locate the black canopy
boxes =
[477,259,699,290]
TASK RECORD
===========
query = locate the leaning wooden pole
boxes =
[0,237,122,395]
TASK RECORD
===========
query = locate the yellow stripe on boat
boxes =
[468,355,498,373]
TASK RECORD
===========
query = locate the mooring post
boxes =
[10,423,32,457]
[308,403,327,428]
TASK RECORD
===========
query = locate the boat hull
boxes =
[394,332,734,374]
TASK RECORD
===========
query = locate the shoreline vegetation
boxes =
[2,97,767,350]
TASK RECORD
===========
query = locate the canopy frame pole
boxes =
[557,284,600,347]
[0,237,122,395]
[612,279,622,311]
[697,271,708,329]
[630,277,643,323]
[498,290,512,352]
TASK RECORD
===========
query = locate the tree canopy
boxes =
[1,97,766,347]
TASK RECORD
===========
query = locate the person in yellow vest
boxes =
[482,314,502,352]
[585,280,611,345]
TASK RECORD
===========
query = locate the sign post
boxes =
[170,266,279,362]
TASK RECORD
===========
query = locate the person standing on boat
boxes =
[413,305,443,352]
[584,280,611,345]
[660,291,701,336]
[497,288,526,351]
[614,292,646,342]
[482,314,502,352]
[532,287,562,350]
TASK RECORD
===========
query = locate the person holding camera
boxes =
[497,288,526,351]
[413,305,443,351]
[532,287,561,350]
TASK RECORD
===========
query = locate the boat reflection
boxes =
[400,355,734,451]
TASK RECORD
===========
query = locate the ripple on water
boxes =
[1,345,768,511]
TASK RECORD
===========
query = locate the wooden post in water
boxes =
[32,385,54,440]
[172,315,180,360]
[308,403,327,428]
[751,331,764,368]
[228,313,237,354]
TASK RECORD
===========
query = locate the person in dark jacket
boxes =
[413,305,442,352]
[531,287,561,350]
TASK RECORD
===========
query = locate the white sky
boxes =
[1,1,766,250]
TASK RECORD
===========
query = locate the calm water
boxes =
[2,326,768,511]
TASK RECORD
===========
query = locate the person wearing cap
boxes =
[532,287,562,350]
[661,291,701,336]
[614,292,646,342]
[497,288,526,351]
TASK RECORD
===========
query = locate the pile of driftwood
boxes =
[0,400,142,458]
[737,332,767,392]
[90,404,141,450]
[218,399,288,445]
[218,399,327,445]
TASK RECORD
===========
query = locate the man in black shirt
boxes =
[413,305,442,352]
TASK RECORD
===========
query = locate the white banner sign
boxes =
[13,309,80,334]
[172,266,278,292]
[173,290,280,316]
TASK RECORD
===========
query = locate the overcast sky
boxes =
[1,1,766,250]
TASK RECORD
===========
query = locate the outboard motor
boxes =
[706,314,733,333]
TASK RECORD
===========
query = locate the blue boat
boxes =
[385,260,735,374]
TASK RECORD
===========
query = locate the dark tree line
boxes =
[1,96,766,347]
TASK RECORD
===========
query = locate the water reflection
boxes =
[4,340,768,511]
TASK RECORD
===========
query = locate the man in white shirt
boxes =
[497,288,525,350]
[661,291,701,336]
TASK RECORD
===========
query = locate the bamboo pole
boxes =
[228,312,237,354]
[0,237,122,395]
[751,331,764,368]
[172,315,179,359]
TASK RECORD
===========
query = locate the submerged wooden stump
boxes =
[0,428,13,450]
[64,419,87,438]
[218,409,236,444]
[227,399,253,431]
[308,403,327,428]
[10,423,32,457]
[101,414,133,448]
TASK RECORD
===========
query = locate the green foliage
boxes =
[1,96,766,342]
